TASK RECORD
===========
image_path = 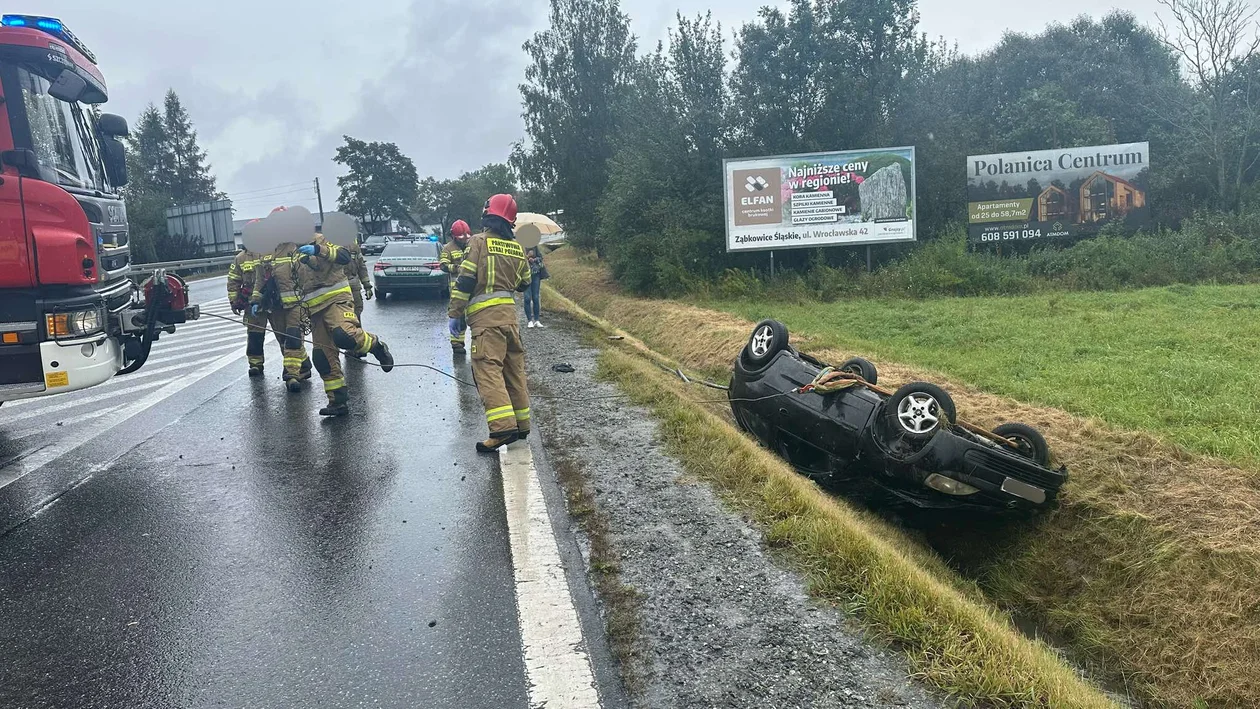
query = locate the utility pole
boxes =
[314,177,325,223]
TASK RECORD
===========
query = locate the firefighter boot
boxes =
[371,340,395,373]
[452,341,466,355]
[476,430,520,453]
[285,378,303,393]
[319,388,350,417]
[248,364,265,378]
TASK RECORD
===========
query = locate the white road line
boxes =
[145,341,242,367]
[499,442,602,709]
[0,346,245,487]
[169,320,242,337]
[3,353,222,411]
[0,376,175,422]
[5,404,127,441]
[145,333,244,360]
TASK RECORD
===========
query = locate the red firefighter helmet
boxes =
[269,205,287,214]
[451,219,472,237]
[482,194,518,226]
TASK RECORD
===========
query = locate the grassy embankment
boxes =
[542,246,1260,708]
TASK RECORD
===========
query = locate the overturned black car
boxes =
[729,320,1068,513]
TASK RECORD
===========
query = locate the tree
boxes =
[162,90,219,204]
[517,0,637,248]
[1158,0,1260,209]
[333,136,420,232]
[596,13,732,293]
[122,91,221,259]
[413,164,519,236]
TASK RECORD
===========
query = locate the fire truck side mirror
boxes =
[48,68,87,103]
[101,138,128,188]
[97,113,129,138]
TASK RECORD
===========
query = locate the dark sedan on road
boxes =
[373,240,448,298]
[361,234,389,256]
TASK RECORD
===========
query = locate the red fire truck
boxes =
[0,15,196,406]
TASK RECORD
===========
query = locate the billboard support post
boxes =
[770,250,775,278]
[866,245,872,272]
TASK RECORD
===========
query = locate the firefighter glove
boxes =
[250,303,262,316]
[364,286,374,300]
[297,244,318,256]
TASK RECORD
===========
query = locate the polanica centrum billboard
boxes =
[967,142,1150,244]
[723,147,916,253]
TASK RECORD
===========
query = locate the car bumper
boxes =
[373,274,448,291]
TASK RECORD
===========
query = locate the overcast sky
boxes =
[44,0,1168,217]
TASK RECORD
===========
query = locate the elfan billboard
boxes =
[723,147,917,253]
[967,142,1150,244]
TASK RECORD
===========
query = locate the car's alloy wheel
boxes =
[750,326,775,358]
[884,382,956,442]
[897,393,942,435]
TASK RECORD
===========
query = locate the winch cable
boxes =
[196,310,796,406]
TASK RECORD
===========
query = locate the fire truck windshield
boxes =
[2,62,108,193]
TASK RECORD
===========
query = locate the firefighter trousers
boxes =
[266,307,311,381]
[351,283,364,319]
[471,324,530,437]
[244,311,268,368]
[309,296,380,405]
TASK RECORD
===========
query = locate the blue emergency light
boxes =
[1,15,96,64]
[429,235,439,242]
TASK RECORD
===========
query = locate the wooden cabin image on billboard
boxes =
[1036,185,1070,222]
[1033,171,1146,225]
[1079,171,1145,224]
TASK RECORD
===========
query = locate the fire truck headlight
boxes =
[71,309,103,335]
[48,308,105,338]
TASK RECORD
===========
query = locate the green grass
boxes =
[711,283,1260,467]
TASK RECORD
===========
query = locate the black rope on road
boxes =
[196,309,795,407]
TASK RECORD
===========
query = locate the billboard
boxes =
[966,142,1150,244]
[166,199,236,254]
[723,147,916,252]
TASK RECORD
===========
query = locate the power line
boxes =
[229,190,315,207]
[224,181,310,198]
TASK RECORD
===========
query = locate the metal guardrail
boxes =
[129,255,235,274]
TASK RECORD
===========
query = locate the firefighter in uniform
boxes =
[227,245,266,377]
[345,238,373,359]
[441,219,473,352]
[250,237,313,392]
[449,195,533,452]
[253,231,395,416]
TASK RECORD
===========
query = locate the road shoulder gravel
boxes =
[524,314,940,708]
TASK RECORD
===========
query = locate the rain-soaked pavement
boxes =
[0,274,621,708]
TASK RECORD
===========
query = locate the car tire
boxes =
[993,423,1051,466]
[378,290,389,299]
[885,382,956,440]
[743,320,789,368]
[838,357,878,385]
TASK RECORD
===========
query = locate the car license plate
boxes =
[395,266,423,273]
[1001,478,1046,504]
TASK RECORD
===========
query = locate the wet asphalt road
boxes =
[0,275,618,708]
